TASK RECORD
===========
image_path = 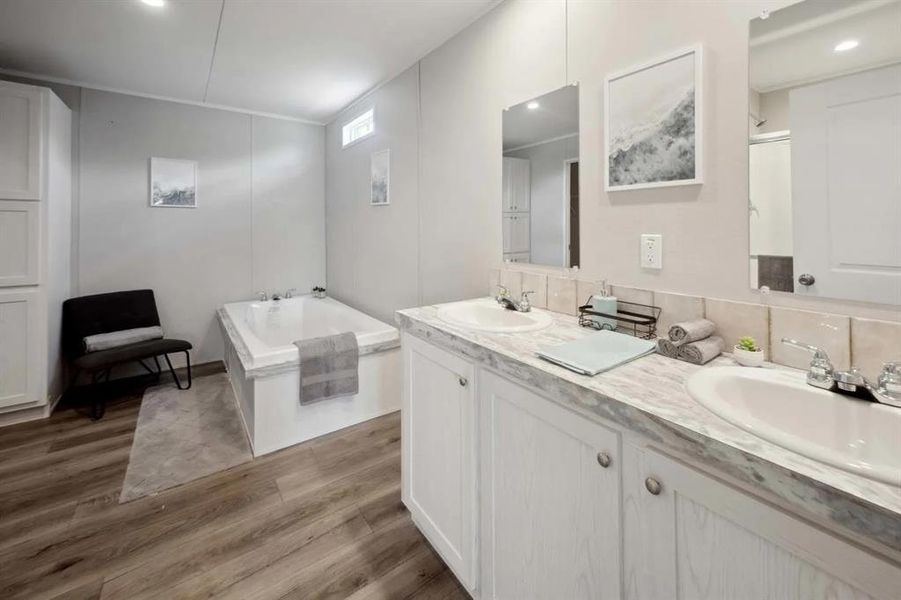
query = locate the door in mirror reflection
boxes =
[502,84,579,268]
[749,0,901,305]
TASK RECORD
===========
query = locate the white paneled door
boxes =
[791,64,901,305]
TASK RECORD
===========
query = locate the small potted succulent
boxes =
[312,286,327,299]
[733,336,764,367]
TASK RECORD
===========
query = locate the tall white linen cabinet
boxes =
[0,80,72,424]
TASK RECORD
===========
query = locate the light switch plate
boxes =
[641,234,662,269]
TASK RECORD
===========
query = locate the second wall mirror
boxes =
[748,0,901,305]
[502,84,580,268]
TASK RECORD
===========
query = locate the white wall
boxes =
[505,135,578,267]
[78,89,324,365]
[325,66,421,324]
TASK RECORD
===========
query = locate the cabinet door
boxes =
[508,214,530,254]
[480,371,621,599]
[0,82,42,200]
[401,333,477,590]
[502,214,514,253]
[0,200,40,286]
[0,290,41,409]
[622,445,899,600]
[502,157,530,212]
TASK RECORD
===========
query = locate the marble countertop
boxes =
[396,301,901,555]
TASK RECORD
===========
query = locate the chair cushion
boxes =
[73,338,192,371]
[62,290,161,359]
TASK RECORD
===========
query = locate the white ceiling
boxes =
[0,0,498,123]
[503,85,579,151]
[750,0,901,93]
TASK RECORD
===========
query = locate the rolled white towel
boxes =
[656,338,684,359]
[668,319,716,343]
[677,336,724,365]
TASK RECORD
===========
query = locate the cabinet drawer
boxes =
[0,200,40,287]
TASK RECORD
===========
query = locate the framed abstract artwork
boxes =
[605,45,703,191]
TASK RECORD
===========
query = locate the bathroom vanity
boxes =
[397,301,901,600]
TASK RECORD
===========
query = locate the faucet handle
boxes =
[285,288,297,299]
[781,338,834,389]
[256,291,268,301]
[496,284,509,298]
[521,290,535,301]
[878,362,901,395]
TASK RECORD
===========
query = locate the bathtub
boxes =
[218,295,401,456]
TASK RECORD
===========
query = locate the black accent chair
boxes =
[62,290,192,420]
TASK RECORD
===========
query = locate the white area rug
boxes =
[119,372,252,503]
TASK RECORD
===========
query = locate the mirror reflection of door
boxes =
[748,0,901,305]
[567,161,580,267]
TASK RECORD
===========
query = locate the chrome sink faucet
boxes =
[781,338,901,408]
[495,285,534,312]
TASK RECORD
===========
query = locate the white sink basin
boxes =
[687,367,901,487]
[437,299,553,333]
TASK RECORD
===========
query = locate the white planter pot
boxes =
[733,346,765,367]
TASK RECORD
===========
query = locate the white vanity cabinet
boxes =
[478,371,621,599]
[401,333,478,591]
[622,444,896,600]
[402,332,901,600]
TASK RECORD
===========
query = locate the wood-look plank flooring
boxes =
[0,374,468,600]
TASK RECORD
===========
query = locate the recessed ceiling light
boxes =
[834,39,859,53]
[526,101,540,110]
[141,0,165,7]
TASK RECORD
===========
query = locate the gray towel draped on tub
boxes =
[294,332,359,404]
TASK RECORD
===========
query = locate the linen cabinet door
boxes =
[0,81,42,200]
[0,289,41,409]
[401,333,478,591]
[480,371,622,600]
[508,214,530,254]
[622,444,899,600]
[0,201,40,287]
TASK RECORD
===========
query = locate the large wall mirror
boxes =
[748,0,901,305]
[502,84,580,268]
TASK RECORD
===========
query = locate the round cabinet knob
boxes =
[458,377,468,387]
[798,273,816,286]
[596,452,612,468]
[644,477,662,496]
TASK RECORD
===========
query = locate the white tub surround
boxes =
[219,296,400,456]
[398,300,901,598]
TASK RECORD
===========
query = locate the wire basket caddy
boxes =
[577,299,661,340]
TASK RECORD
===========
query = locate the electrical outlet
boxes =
[641,234,662,269]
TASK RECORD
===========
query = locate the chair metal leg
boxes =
[164,351,192,390]
[90,369,110,420]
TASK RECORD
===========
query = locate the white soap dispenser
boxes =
[590,280,618,331]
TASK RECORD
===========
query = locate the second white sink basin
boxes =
[437,299,553,333]
[687,366,901,487]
